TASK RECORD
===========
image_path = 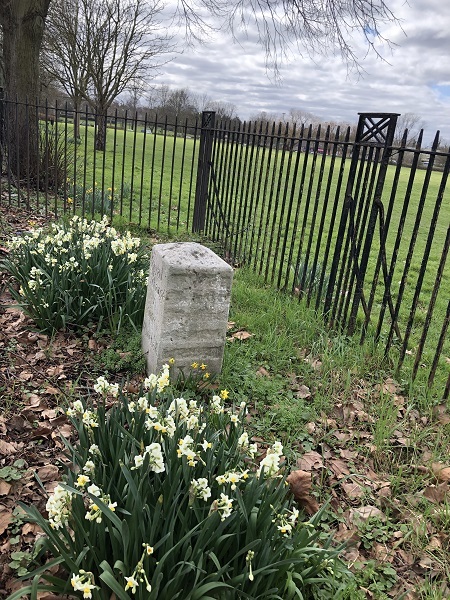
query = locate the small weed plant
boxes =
[1,216,149,333]
[96,327,146,375]
[10,365,349,600]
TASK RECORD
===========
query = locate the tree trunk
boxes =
[95,108,108,152]
[73,96,82,139]
[0,0,51,181]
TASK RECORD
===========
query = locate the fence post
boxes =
[324,113,399,332]
[192,111,215,232]
[347,113,399,334]
[323,119,364,323]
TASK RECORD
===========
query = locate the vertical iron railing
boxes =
[192,111,215,232]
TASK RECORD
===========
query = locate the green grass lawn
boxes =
[24,120,450,400]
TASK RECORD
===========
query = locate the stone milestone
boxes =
[142,242,233,376]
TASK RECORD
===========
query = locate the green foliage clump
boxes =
[38,125,74,191]
[352,560,398,598]
[96,327,146,375]
[1,216,149,334]
[10,367,349,600]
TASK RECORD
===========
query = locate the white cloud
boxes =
[153,0,450,142]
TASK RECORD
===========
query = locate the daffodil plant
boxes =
[1,216,149,333]
[9,365,348,599]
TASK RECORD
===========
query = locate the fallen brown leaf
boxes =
[37,465,60,482]
[0,539,11,555]
[296,451,324,471]
[396,548,415,567]
[22,522,44,544]
[432,404,450,425]
[287,469,319,515]
[340,448,358,460]
[377,484,392,499]
[423,482,449,504]
[56,423,73,440]
[417,554,438,572]
[393,394,406,408]
[0,480,12,496]
[42,409,58,420]
[334,431,351,443]
[44,386,60,395]
[46,365,65,378]
[22,523,43,537]
[294,385,311,399]
[18,371,33,381]
[381,377,400,395]
[231,330,253,341]
[0,505,12,535]
[329,458,351,479]
[0,439,19,455]
[26,394,42,408]
[341,481,365,500]
[334,522,361,544]
[425,536,442,550]
[125,382,139,393]
[372,542,392,562]
[30,424,53,439]
[342,401,374,424]
[349,505,386,524]
[431,463,450,483]
[66,347,79,356]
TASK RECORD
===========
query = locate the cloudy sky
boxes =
[152,0,450,144]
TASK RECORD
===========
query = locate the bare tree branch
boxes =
[175,0,402,73]
[43,0,173,149]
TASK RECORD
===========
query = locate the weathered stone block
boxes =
[142,242,233,376]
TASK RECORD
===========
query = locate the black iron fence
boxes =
[0,98,449,399]
[196,112,450,400]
